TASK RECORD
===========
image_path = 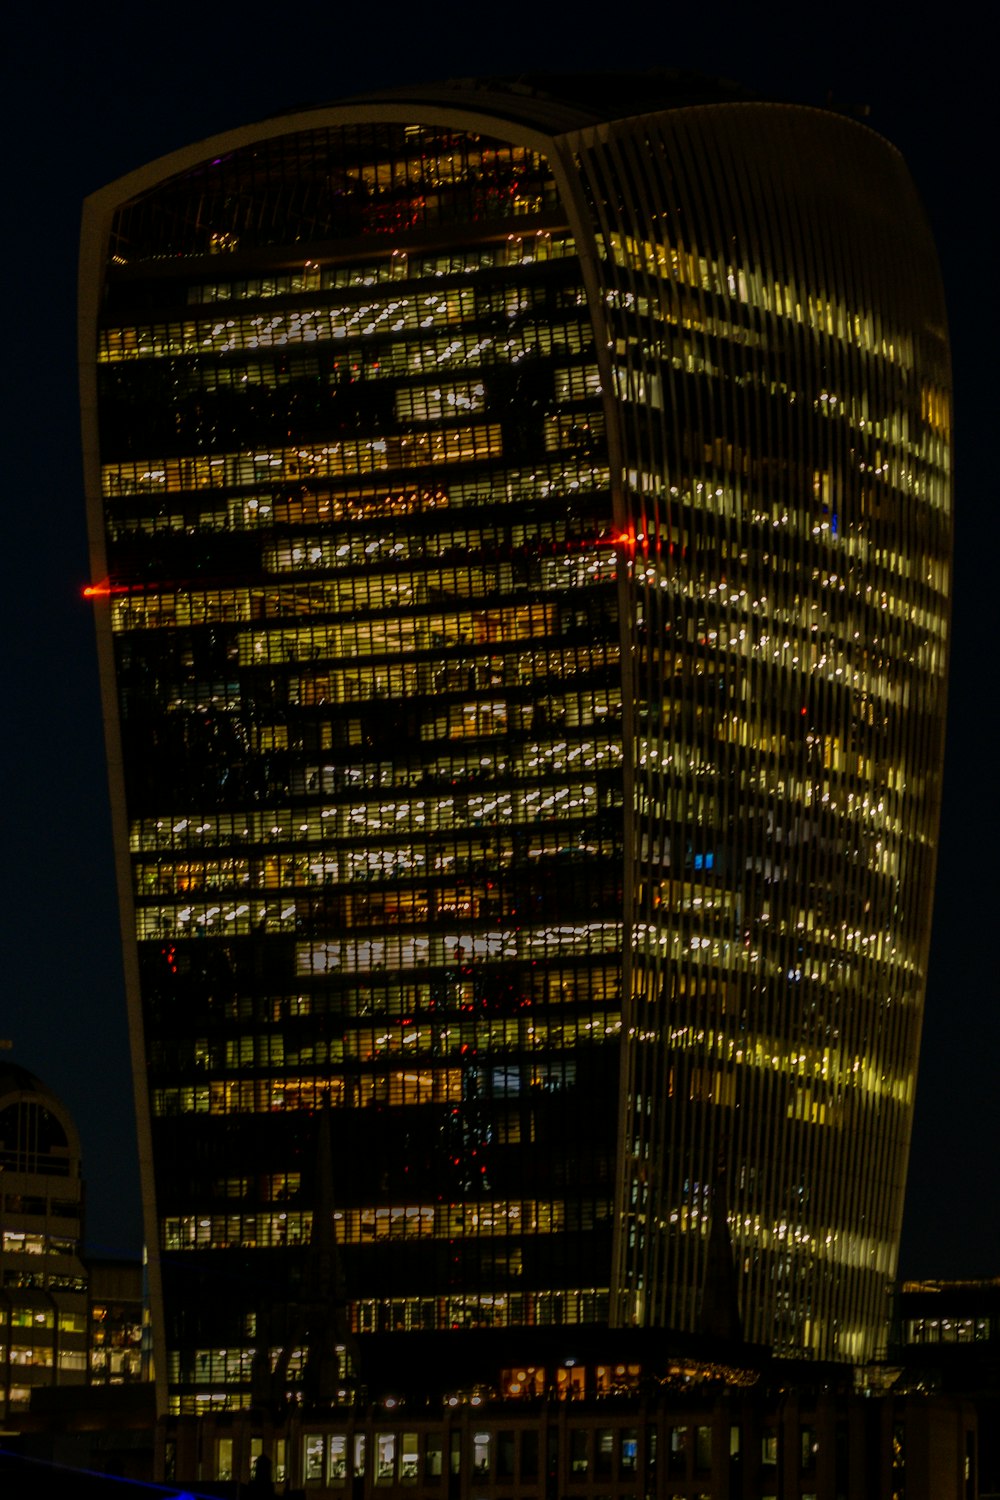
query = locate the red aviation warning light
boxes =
[596,528,638,554]
[85,579,197,598]
[83,579,132,598]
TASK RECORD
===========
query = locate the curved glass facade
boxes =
[81,88,950,1409]
[573,108,951,1361]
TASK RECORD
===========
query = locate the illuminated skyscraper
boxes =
[80,75,951,1411]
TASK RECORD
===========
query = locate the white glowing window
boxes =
[328,1435,347,1484]
[376,1433,395,1483]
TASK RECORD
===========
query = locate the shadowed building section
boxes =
[78,72,951,1415]
[267,1102,359,1412]
[698,1150,743,1345]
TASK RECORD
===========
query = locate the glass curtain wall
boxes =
[94,124,623,1411]
[572,106,951,1360]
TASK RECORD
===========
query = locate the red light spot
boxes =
[602,528,637,553]
[83,579,135,598]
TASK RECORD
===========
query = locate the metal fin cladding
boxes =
[567,103,950,1360]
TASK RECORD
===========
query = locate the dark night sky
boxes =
[3,6,994,1279]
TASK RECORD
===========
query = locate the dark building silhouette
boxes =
[895,1278,1000,1498]
[162,1366,977,1499]
[79,74,951,1414]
